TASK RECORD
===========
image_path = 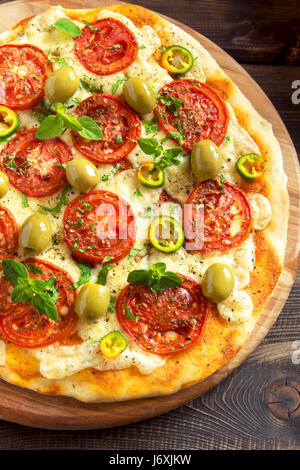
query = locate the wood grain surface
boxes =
[0,0,299,449]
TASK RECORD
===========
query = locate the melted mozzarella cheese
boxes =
[0,7,267,379]
[249,193,272,231]
[217,290,253,324]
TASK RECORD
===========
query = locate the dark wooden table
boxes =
[0,0,299,450]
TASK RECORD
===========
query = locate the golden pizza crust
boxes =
[0,4,289,402]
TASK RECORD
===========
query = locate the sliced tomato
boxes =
[116,274,208,354]
[0,205,18,261]
[0,129,73,197]
[63,190,136,265]
[74,17,138,75]
[0,44,52,110]
[184,179,252,254]
[72,94,140,164]
[156,79,229,151]
[0,259,77,348]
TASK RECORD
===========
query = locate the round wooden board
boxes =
[0,0,299,431]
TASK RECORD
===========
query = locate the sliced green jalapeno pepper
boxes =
[161,45,194,74]
[137,162,165,188]
[149,215,184,253]
[100,331,127,359]
[236,153,263,181]
[0,105,19,140]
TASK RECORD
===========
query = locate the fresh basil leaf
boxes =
[35,114,64,140]
[137,138,162,156]
[158,147,182,169]
[22,193,30,208]
[30,279,49,293]
[111,77,129,95]
[69,263,91,289]
[27,264,43,275]
[63,113,82,131]
[151,263,166,274]
[158,272,183,289]
[54,102,66,115]
[1,259,29,286]
[33,292,58,321]
[161,131,184,147]
[78,117,103,140]
[45,277,59,304]
[54,17,82,37]
[127,269,150,286]
[11,285,29,303]
[134,189,143,197]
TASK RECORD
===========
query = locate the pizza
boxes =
[0,4,288,402]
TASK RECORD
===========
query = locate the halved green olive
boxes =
[123,77,156,114]
[0,171,8,198]
[20,213,52,252]
[191,140,222,182]
[75,283,110,321]
[45,67,80,103]
[202,263,235,303]
[66,158,100,193]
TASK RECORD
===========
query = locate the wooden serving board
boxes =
[0,0,299,431]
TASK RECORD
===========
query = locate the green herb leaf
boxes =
[47,52,70,68]
[69,263,91,290]
[33,292,58,321]
[27,264,43,276]
[80,79,103,94]
[127,263,182,292]
[124,305,138,321]
[142,115,160,135]
[22,193,30,208]
[111,77,129,95]
[11,285,29,303]
[39,185,72,214]
[82,20,99,32]
[134,188,143,197]
[77,116,103,140]
[1,259,29,286]
[35,114,64,140]
[137,138,162,157]
[128,247,142,259]
[54,17,82,37]
[96,256,115,285]
[161,131,184,147]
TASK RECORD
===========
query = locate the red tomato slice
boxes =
[63,190,136,265]
[0,44,52,110]
[156,79,229,151]
[116,275,208,354]
[0,205,18,261]
[74,17,138,75]
[1,129,73,197]
[72,94,141,164]
[184,179,252,254]
[0,259,77,348]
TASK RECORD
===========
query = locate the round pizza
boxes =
[0,4,288,402]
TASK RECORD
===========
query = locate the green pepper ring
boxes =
[161,45,194,75]
[236,153,263,181]
[0,105,20,140]
[149,215,184,253]
[137,162,165,188]
[100,330,128,359]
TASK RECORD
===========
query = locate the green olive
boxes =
[202,263,235,303]
[191,140,222,182]
[123,77,156,114]
[66,158,100,193]
[0,171,8,198]
[45,67,80,103]
[20,213,52,252]
[75,283,110,321]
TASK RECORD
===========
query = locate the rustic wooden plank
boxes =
[132,0,300,65]
[243,65,300,155]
